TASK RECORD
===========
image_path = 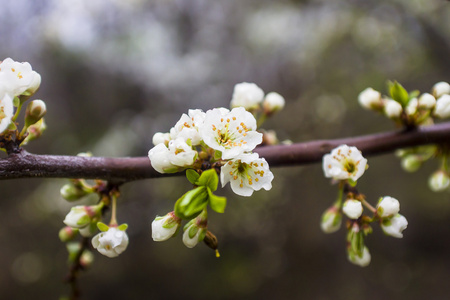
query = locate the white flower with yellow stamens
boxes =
[200,107,262,160]
[0,58,41,96]
[170,109,205,146]
[220,153,273,197]
[167,138,197,167]
[322,145,368,181]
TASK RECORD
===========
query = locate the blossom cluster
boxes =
[321,144,408,267]
[148,82,280,198]
[149,82,284,250]
[358,81,450,126]
[0,58,46,145]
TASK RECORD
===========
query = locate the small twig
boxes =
[64,237,90,300]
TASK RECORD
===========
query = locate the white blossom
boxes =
[182,223,206,248]
[201,107,262,160]
[148,143,177,173]
[432,81,450,98]
[342,199,363,219]
[152,212,181,242]
[384,99,403,118]
[348,246,371,267]
[92,227,129,258]
[0,58,41,96]
[377,196,400,218]
[434,94,450,119]
[428,170,450,192]
[152,132,171,146]
[169,109,205,145]
[0,93,13,134]
[167,138,197,167]
[381,214,408,238]
[220,153,273,197]
[418,93,436,109]
[323,145,368,181]
[358,87,382,110]
[230,82,264,110]
[263,92,285,113]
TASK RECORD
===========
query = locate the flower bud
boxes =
[230,82,264,110]
[405,98,418,116]
[400,155,422,172]
[358,87,382,110]
[92,224,129,258]
[63,204,103,229]
[58,226,79,242]
[381,214,408,238]
[347,246,371,267]
[434,94,450,119]
[263,92,285,114]
[60,183,88,202]
[21,118,46,145]
[151,212,182,242]
[376,196,400,218]
[418,93,436,109]
[320,205,342,233]
[342,199,363,219]
[79,250,94,268]
[384,99,403,118]
[261,129,279,146]
[432,81,450,98]
[182,210,207,248]
[428,170,450,192]
[25,99,46,127]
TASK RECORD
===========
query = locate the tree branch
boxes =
[1,122,450,182]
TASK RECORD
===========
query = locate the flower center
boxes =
[344,160,356,174]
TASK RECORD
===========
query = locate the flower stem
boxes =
[109,193,118,226]
[361,198,376,213]
[11,101,23,122]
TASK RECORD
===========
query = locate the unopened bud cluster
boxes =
[358,81,450,126]
[321,145,408,267]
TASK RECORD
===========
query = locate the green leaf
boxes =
[197,169,219,192]
[186,169,200,185]
[118,223,128,231]
[409,90,420,100]
[97,222,109,232]
[388,81,409,107]
[207,188,227,213]
[174,186,209,219]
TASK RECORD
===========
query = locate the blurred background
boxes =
[1,0,450,299]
